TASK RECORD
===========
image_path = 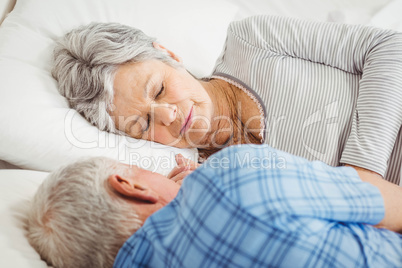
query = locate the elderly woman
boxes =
[52,15,402,184]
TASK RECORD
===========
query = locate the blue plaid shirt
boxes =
[114,144,402,267]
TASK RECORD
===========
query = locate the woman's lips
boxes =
[180,106,193,135]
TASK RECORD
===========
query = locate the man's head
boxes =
[27,157,180,268]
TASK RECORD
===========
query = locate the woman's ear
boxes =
[108,174,158,203]
[153,42,183,63]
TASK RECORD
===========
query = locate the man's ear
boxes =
[153,42,183,63]
[108,174,158,203]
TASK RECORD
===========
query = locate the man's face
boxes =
[108,154,198,223]
[126,164,181,204]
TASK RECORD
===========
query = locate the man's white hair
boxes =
[52,22,181,133]
[27,157,142,268]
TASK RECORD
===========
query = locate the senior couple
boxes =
[27,15,402,267]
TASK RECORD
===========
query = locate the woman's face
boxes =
[111,59,215,148]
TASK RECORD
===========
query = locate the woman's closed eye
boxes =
[144,114,150,132]
[128,116,150,138]
[155,83,165,99]
[143,84,165,133]
[132,83,165,138]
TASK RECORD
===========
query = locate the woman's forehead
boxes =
[114,64,147,95]
[113,61,164,99]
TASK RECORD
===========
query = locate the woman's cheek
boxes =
[149,129,182,147]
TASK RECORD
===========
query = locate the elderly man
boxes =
[27,144,402,268]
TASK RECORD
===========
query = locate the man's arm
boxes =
[172,146,402,233]
[346,164,402,233]
[203,145,385,228]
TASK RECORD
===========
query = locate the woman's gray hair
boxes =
[27,157,142,268]
[52,22,181,132]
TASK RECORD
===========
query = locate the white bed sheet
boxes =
[0,170,48,268]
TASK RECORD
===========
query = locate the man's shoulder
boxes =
[199,144,293,176]
[114,229,154,267]
[183,145,298,203]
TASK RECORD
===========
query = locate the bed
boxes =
[0,0,401,267]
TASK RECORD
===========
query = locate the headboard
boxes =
[0,0,16,25]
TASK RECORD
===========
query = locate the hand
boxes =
[346,164,402,233]
[167,154,201,185]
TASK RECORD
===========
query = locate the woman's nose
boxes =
[152,103,177,126]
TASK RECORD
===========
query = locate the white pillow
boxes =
[0,170,49,267]
[0,0,238,174]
